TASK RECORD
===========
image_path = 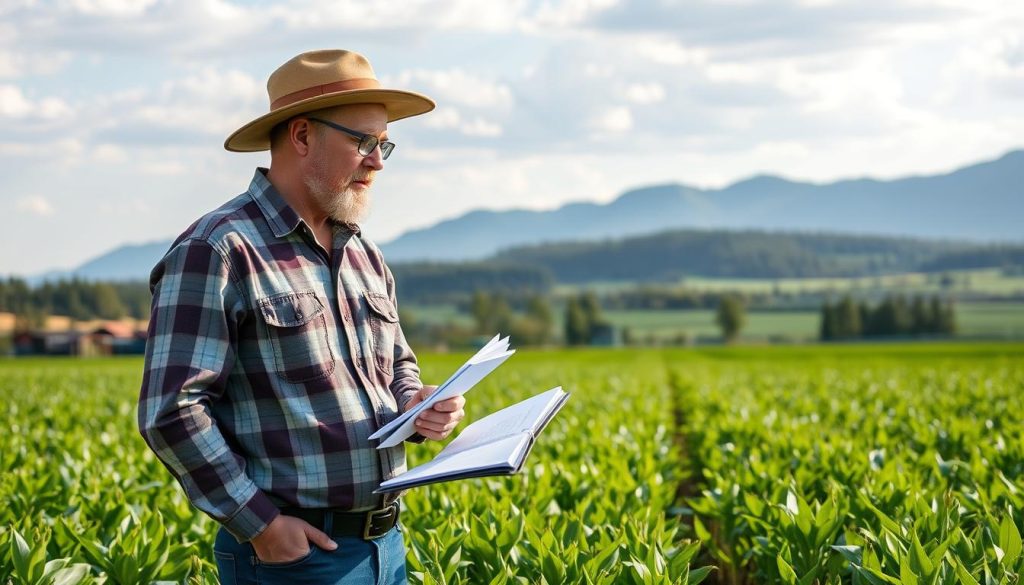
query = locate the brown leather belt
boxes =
[279,502,400,540]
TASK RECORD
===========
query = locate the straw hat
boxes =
[224,49,435,152]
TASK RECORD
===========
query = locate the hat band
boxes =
[270,78,381,111]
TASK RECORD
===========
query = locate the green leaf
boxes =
[954,559,980,585]
[899,553,919,585]
[831,545,862,565]
[859,493,905,539]
[51,564,91,585]
[777,555,798,584]
[687,566,714,585]
[10,529,31,580]
[908,530,934,577]
[850,564,903,585]
[999,514,1022,567]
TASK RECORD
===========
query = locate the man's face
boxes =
[302,103,388,224]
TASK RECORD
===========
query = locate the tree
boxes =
[95,283,126,320]
[470,291,513,334]
[932,296,956,335]
[859,301,874,336]
[820,300,836,341]
[564,297,590,346]
[910,295,931,335]
[835,296,862,339]
[470,291,488,331]
[715,294,746,343]
[521,295,554,345]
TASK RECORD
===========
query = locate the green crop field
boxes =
[2,343,1023,583]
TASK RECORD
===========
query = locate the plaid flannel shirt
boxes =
[138,168,424,543]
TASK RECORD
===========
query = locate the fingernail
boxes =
[328,541,338,550]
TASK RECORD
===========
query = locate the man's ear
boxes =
[289,118,312,156]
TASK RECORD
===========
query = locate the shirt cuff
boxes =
[395,386,422,413]
[223,489,280,543]
[396,386,427,443]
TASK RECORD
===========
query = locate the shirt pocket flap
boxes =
[364,291,399,323]
[258,291,324,328]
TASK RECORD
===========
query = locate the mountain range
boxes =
[23,149,1024,283]
[381,149,1022,262]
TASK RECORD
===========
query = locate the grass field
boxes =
[2,343,1023,583]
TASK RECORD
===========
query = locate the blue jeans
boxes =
[213,521,408,585]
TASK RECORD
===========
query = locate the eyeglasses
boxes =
[307,117,395,160]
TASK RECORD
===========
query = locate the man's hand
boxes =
[403,385,466,441]
[250,514,337,563]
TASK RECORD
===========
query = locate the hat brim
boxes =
[224,88,435,152]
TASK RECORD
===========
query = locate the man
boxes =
[138,49,463,584]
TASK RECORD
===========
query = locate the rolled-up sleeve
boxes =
[138,237,279,542]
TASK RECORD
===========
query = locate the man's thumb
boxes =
[303,523,338,550]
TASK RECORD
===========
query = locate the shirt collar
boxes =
[247,168,362,239]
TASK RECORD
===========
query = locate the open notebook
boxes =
[376,386,569,493]
[369,334,515,449]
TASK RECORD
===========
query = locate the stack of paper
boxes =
[376,386,569,493]
[369,334,515,449]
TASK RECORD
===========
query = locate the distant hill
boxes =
[28,149,1024,283]
[489,229,977,283]
[28,241,170,285]
[380,149,1024,262]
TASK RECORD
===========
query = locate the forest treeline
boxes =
[0,278,151,323]
[491,230,1024,283]
[820,294,956,340]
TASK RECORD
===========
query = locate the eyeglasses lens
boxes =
[358,136,378,157]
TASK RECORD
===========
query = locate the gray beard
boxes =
[305,177,370,224]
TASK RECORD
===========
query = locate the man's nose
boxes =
[363,146,385,171]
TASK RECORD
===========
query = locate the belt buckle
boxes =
[363,503,398,540]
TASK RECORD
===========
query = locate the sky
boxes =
[2,0,1023,277]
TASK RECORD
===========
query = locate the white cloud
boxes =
[386,68,514,110]
[0,85,32,116]
[0,85,72,119]
[624,82,666,104]
[138,160,189,175]
[67,0,159,16]
[0,138,84,160]
[92,143,127,164]
[0,50,73,79]
[90,66,264,145]
[589,106,633,133]
[462,118,503,137]
[272,0,529,32]
[951,33,1024,98]
[632,38,708,66]
[421,107,503,137]
[17,195,54,216]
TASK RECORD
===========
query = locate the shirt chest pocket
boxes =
[257,290,336,383]
[363,291,399,377]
